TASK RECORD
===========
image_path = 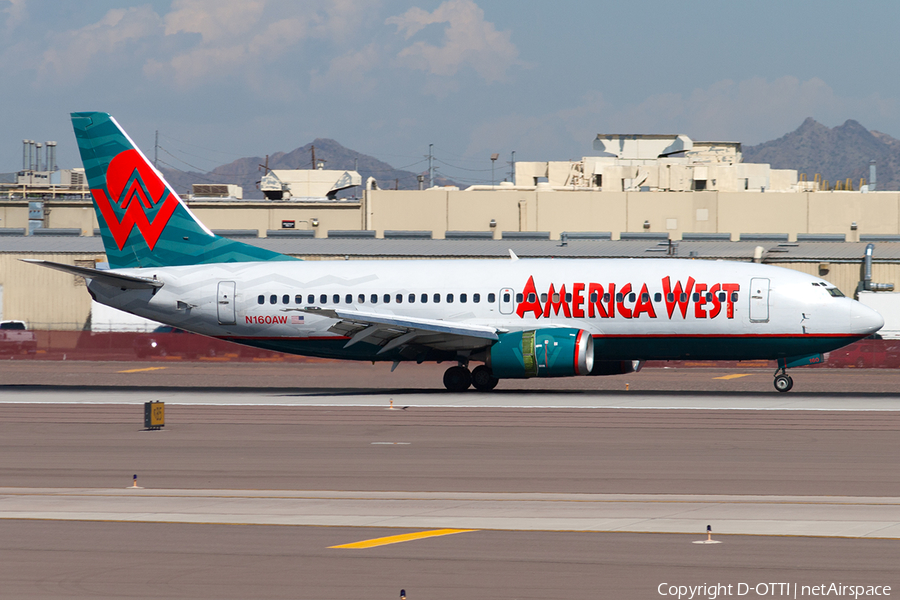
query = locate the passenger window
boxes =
[258,295,264,305]
[615,293,623,302]
[384,294,390,303]
[516,293,523,302]
[528,293,536,303]
[590,293,597,302]
[603,293,610,302]
[503,293,510,302]
[680,293,687,302]
[320,294,327,304]
[706,293,712,302]
[433,293,441,303]
[295,295,302,304]
[358,294,365,304]
[447,293,454,303]
[421,293,428,303]
[654,293,662,302]
[282,294,289,304]
[370,294,378,304]
[488,293,496,303]
[541,293,548,303]
[461,293,467,303]
[269,295,277,304]
[628,293,636,302]
[667,293,674,302]
[409,293,415,303]
[344,294,351,304]
[718,292,726,302]
[333,294,340,304]
[731,292,739,302]
[396,294,403,303]
[692,293,700,302]
[473,293,480,303]
[565,293,572,302]
[642,293,650,302]
[552,293,560,303]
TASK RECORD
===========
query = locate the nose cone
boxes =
[851,302,884,335]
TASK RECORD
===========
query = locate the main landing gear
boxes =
[442,364,499,392]
[773,367,794,393]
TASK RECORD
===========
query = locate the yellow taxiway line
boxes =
[330,528,475,549]
[713,374,751,380]
[117,366,168,374]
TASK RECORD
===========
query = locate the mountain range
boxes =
[17,118,891,196]
[159,138,451,198]
[742,118,899,190]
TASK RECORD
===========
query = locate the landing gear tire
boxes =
[471,365,499,392]
[443,366,472,392]
[774,374,793,393]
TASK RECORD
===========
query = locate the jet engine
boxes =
[589,360,643,376]
[485,329,593,378]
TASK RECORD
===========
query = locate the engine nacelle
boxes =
[589,360,643,376]
[487,328,593,378]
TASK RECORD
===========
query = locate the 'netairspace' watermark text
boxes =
[658,583,892,599]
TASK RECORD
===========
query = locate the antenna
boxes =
[428,143,434,188]
[311,145,315,170]
[154,130,159,168]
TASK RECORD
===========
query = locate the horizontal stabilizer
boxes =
[22,259,163,289]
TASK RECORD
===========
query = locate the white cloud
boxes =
[37,6,163,82]
[310,43,383,92]
[2,0,26,32]
[386,0,518,82]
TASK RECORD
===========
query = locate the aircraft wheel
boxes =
[774,374,793,393]
[443,366,472,392]
[471,365,499,392]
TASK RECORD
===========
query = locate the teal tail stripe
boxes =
[72,112,296,269]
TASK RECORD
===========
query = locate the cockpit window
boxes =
[827,287,844,297]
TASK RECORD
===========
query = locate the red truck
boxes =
[0,320,38,354]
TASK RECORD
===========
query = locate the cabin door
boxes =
[217,281,236,325]
[749,277,770,323]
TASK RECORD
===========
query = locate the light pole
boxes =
[490,153,499,188]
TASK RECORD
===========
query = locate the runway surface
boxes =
[1,361,899,598]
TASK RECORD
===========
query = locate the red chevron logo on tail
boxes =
[92,149,178,250]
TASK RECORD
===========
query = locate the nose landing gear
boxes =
[773,367,793,392]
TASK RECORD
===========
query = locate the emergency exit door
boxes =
[499,287,515,314]
[217,281,236,325]
[749,277,770,322]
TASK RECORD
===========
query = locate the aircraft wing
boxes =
[22,259,163,290]
[298,307,501,354]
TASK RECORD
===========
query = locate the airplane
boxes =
[27,112,884,392]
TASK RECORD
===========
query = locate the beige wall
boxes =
[5,192,900,242]
[0,253,103,329]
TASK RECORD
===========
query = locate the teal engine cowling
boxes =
[486,329,594,378]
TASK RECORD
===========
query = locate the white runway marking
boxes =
[2,389,900,410]
[2,488,899,539]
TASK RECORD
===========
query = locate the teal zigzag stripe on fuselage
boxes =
[72,112,296,268]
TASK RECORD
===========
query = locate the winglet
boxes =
[509,249,519,261]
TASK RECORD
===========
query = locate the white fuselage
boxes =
[87,258,883,362]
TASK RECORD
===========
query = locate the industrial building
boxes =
[3,131,900,331]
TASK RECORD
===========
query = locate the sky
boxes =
[2,0,899,185]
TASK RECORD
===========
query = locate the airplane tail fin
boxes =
[71,112,295,269]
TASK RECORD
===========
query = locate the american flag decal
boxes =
[291,315,304,324]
